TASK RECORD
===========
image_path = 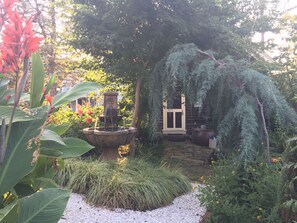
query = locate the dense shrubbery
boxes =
[199,159,282,223]
[49,103,103,138]
[280,140,297,222]
[55,158,192,211]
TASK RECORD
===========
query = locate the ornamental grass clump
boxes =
[55,159,192,211]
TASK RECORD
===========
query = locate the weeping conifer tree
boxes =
[149,43,297,165]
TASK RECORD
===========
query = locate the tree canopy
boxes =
[150,43,297,165]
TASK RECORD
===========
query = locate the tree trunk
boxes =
[130,77,142,157]
[257,98,270,162]
[132,77,142,127]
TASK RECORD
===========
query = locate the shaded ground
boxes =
[162,140,213,181]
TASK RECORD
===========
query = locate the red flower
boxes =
[77,109,83,116]
[0,0,16,25]
[45,94,53,107]
[85,117,92,124]
[0,4,43,75]
[87,110,93,115]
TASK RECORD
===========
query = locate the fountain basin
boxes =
[83,127,137,160]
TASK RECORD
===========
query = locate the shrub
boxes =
[55,158,192,211]
[198,159,282,223]
[49,103,103,138]
[280,139,297,222]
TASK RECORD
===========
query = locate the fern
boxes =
[149,43,297,164]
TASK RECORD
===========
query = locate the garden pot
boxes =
[192,128,215,147]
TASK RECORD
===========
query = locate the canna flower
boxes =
[45,94,53,107]
[0,6,43,75]
[87,110,93,115]
[0,0,16,28]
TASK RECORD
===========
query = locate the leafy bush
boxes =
[199,159,282,223]
[50,103,103,138]
[280,139,297,222]
[55,158,192,211]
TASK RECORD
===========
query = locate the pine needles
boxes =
[55,159,192,211]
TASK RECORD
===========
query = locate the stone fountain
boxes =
[83,92,136,160]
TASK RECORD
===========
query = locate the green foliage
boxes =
[18,188,71,223]
[30,53,45,109]
[55,158,192,211]
[83,68,134,125]
[0,53,96,222]
[52,82,101,108]
[150,43,297,164]
[50,103,103,138]
[0,116,46,196]
[269,115,292,153]
[199,159,282,223]
[279,138,297,222]
[273,14,297,109]
[135,143,165,165]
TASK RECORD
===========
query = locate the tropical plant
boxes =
[0,57,98,222]
[149,43,297,165]
[0,1,100,221]
[55,158,192,211]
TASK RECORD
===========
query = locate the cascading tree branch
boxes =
[149,43,297,165]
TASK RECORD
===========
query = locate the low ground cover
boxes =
[55,158,192,211]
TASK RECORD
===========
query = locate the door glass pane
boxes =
[175,112,182,128]
[167,112,173,128]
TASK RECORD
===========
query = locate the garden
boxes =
[0,0,297,223]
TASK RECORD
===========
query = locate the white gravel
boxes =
[59,184,206,223]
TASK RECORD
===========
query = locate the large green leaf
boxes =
[40,138,94,158]
[59,138,94,158]
[40,129,66,146]
[0,201,19,223]
[21,156,59,191]
[52,82,101,108]
[30,53,45,109]
[46,124,70,136]
[0,89,14,106]
[18,188,70,223]
[0,115,46,196]
[0,106,36,123]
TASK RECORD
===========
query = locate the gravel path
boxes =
[59,185,206,223]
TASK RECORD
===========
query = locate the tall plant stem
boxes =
[0,119,6,164]
[4,57,29,150]
[257,97,270,163]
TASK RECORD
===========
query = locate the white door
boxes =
[163,94,186,134]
